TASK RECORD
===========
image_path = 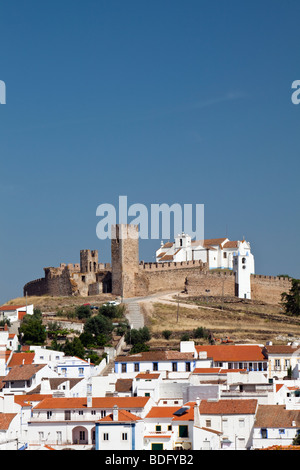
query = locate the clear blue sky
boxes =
[1,0,300,303]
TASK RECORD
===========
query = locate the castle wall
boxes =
[184,270,291,305]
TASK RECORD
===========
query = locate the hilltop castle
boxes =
[23,224,291,304]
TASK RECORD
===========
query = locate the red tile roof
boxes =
[0,413,17,430]
[196,345,266,362]
[98,409,141,423]
[0,305,26,311]
[34,396,150,410]
[145,405,195,421]
[254,405,300,428]
[8,352,35,367]
[200,399,258,415]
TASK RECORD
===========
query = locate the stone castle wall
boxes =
[184,270,291,304]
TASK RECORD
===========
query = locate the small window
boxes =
[122,433,128,441]
[261,428,268,439]
[134,363,139,372]
[121,363,127,373]
[156,425,162,433]
[103,433,109,441]
[205,420,211,428]
[153,362,158,371]
[179,425,188,438]
[172,362,178,372]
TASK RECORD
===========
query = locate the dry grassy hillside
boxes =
[140,294,300,348]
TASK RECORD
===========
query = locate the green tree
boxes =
[83,313,113,341]
[19,314,46,345]
[281,279,300,316]
[75,305,92,320]
[62,337,85,359]
[125,326,151,346]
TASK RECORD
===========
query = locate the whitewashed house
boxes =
[262,344,300,380]
[0,304,34,323]
[2,364,59,395]
[252,404,300,449]
[114,350,196,377]
[27,396,152,450]
[198,399,258,450]
[55,356,96,379]
[95,406,145,450]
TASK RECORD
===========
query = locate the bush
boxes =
[125,326,151,346]
[193,327,209,339]
[162,330,172,340]
[181,333,190,341]
[75,305,92,320]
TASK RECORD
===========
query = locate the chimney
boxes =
[87,379,92,408]
[194,398,201,428]
[113,405,118,421]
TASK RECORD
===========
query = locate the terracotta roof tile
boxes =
[34,396,150,410]
[196,345,266,362]
[200,399,258,415]
[254,405,300,428]
[8,352,35,367]
[4,364,46,381]
[0,413,17,430]
[98,409,141,423]
[115,351,194,363]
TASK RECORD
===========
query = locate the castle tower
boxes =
[233,250,253,299]
[111,224,139,298]
[80,250,99,274]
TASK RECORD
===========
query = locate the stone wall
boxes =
[184,270,291,305]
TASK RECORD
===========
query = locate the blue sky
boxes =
[0,0,300,303]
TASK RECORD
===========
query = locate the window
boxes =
[205,420,211,428]
[275,359,281,370]
[121,363,127,373]
[156,425,162,433]
[239,419,245,428]
[78,368,84,375]
[38,432,44,442]
[134,363,139,372]
[101,410,106,418]
[153,362,158,371]
[168,425,172,431]
[185,362,191,372]
[64,410,71,420]
[122,433,128,441]
[61,368,67,376]
[223,252,227,259]
[103,433,109,441]
[56,431,62,444]
[279,429,285,435]
[91,410,96,415]
[47,411,52,419]
[172,362,178,372]
[79,430,86,441]
[178,425,188,438]
[145,393,150,397]
[261,428,268,439]
[78,410,83,415]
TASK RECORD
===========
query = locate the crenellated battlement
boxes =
[139,260,207,271]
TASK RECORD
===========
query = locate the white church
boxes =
[156,233,255,299]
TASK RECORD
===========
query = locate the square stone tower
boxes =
[80,249,99,273]
[111,224,139,298]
